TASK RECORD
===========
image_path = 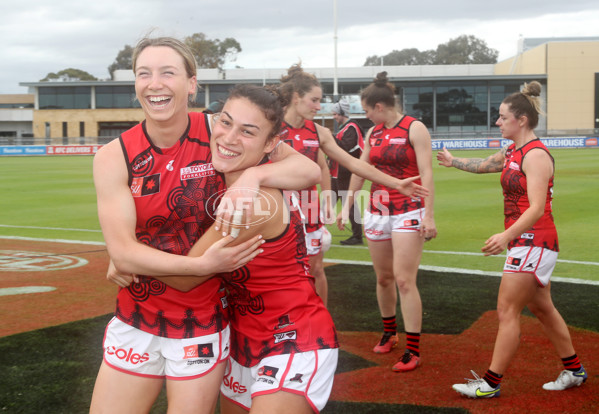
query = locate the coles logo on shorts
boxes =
[506,257,521,266]
[183,343,214,359]
[223,375,247,394]
[105,346,149,365]
[311,239,321,247]
[365,229,384,237]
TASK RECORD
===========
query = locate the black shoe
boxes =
[340,236,363,245]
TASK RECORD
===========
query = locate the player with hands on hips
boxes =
[337,71,436,373]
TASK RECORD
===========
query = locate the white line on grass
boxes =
[2,235,597,286]
[0,235,106,246]
[324,258,599,286]
[332,244,599,267]
[0,286,57,296]
[0,224,102,233]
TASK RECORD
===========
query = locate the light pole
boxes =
[333,0,338,100]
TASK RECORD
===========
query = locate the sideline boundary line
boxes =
[0,224,102,233]
[333,244,599,267]
[2,235,598,286]
[324,258,599,286]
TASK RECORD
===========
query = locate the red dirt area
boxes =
[0,238,116,337]
[331,312,598,413]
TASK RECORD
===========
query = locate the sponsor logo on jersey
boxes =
[372,129,384,139]
[131,151,154,175]
[166,160,174,171]
[105,346,150,365]
[223,375,247,393]
[273,330,297,344]
[303,139,319,147]
[274,315,294,330]
[390,138,406,145]
[183,343,214,359]
[258,365,279,378]
[521,233,534,240]
[509,161,520,171]
[180,163,215,180]
[130,173,161,197]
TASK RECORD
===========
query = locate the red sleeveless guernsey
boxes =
[501,139,558,251]
[280,120,323,232]
[222,206,338,367]
[368,115,423,215]
[116,112,228,338]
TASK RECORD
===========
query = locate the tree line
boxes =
[40,34,498,82]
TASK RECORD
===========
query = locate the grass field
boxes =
[1,149,598,413]
[1,148,597,280]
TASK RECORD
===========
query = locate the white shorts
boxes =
[102,317,230,379]
[364,208,425,241]
[503,246,558,287]
[305,226,326,256]
[221,349,338,413]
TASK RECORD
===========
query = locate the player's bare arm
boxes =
[437,147,506,174]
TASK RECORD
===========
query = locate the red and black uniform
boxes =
[222,206,338,367]
[280,120,323,232]
[501,139,558,252]
[329,119,364,179]
[331,119,365,240]
[368,115,423,214]
[116,111,228,339]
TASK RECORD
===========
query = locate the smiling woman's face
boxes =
[210,97,278,177]
[134,46,196,123]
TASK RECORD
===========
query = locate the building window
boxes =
[404,86,433,128]
[39,86,91,109]
[96,86,139,108]
[98,122,139,138]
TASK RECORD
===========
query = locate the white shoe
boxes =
[542,367,587,391]
[452,370,500,398]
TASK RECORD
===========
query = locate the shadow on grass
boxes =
[1,266,597,413]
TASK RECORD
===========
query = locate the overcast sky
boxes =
[2,0,598,94]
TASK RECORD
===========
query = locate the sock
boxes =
[483,370,503,389]
[405,332,421,357]
[382,316,397,335]
[562,354,582,372]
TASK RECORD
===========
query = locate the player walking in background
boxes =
[338,71,437,373]
[278,63,429,307]
[438,81,587,398]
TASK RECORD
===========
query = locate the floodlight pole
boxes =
[333,0,338,101]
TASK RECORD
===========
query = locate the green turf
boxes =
[1,265,597,413]
[0,149,598,279]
